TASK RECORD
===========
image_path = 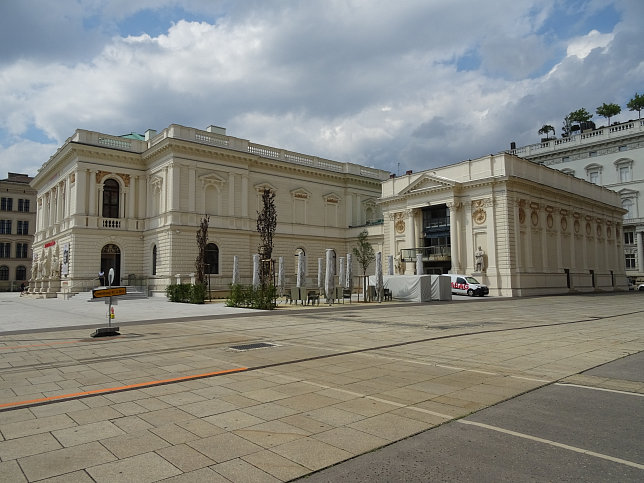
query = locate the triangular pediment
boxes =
[398,173,458,195]
[199,173,226,187]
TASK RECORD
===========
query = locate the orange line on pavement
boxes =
[0,366,248,409]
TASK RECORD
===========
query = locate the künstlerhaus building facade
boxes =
[29,124,627,298]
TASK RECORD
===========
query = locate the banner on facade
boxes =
[62,243,69,276]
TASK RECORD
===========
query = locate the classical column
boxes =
[448,202,461,273]
[409,209,416,250]
[485,198,497,272]
[228,174,235,216]
[88,169,97,216]
[128,178,136,219]
[638,231,644,274]
[48,190,55,228]
[56,183,63,223]
[188,167,195,213]
[241,175,248,217]
[513,199,524,273]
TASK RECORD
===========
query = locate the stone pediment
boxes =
[398,173,458,195]
[199,173,226,188]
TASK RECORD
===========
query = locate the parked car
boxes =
[638,283,644,292]
[450,274,489,297]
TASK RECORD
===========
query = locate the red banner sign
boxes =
[44,241,56,248]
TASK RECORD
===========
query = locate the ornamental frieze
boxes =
[394,212,406,234]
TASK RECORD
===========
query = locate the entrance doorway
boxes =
[101,244,121,286]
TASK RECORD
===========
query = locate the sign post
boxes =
[90,268,124,337]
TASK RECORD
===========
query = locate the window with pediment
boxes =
[584,163,602,185]
[614,158,633,183]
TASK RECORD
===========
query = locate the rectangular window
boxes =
[589,151,597,157]
[0,243,10,258]
[589,171,599,184]
[562,156,570,162]
[618,145,627,152]
[18,199,30,212]
[1,197,12,211]
[619,166,631,183]
[625,253,636,270]
[0,220,11,234]
[16,243,28,258]
[17,221,29,235]
[624,231,634,244]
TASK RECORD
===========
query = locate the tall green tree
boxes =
[256,188,277,286]
[195,215,210,285]
[352,230,375,299]
[538,124,555,140]
[596,102,621,126]
[627,92,644,119]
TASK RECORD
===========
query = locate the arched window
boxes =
[205,243,219,274]
[0,265,8,281]
[102,179,120,218]
[152,245,157,275]
[16,266,26,281]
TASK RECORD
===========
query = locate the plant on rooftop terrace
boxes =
[538,124,555,140]
[627,92,644,120]
[596,102,621,126]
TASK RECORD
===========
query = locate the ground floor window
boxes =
[625,253,636,270]
[0,265,8,280]
[16,265,26,280]
[205,243,219,274]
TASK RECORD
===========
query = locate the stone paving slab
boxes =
[0,293,642,481]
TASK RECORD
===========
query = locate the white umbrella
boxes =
[325,249,335,303]
[297,252,305,287]
[338,257,345,288]
[318,257,324,290]
[232,255,240,285]
[346,253,353,290]
[252,254,260,288]
[277,257,284,296]
[416,253,424,275]
[375,251,384,302]
[387,255,394,276]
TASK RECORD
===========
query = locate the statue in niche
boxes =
[475,246,485,272]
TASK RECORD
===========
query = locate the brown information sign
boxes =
[92,287,127,298]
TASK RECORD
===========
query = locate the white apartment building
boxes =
[508,119,644,282]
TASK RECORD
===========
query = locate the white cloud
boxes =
[566,29,614,59]
[0,0,641,177]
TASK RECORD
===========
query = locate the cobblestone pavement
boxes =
[0,293,642,481]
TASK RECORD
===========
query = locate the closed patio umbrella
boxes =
[318,257,324,290]
[277,256,284,296]
[375,251,384,302]
[346,253,353,291]
[297,252,305,287]
[416,253,423,275]
[232,255,240,285]
[325,249,335,303]
[252,254,260,288]
[338,257,345,288]
[387,255,394,276]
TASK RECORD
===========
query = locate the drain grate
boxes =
[229,342,277,351]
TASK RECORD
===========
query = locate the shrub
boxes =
[166,283,206,304]
[226,283,276,310]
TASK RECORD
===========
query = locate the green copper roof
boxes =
[120,132,145,140]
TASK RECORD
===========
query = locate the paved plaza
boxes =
[0,292,642,481]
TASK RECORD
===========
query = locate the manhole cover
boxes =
[229,342,277,351]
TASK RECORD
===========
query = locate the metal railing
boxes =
[401,246,451,262]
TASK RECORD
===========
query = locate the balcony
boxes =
[401,246,451,262]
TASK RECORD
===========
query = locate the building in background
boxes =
[0,173,36,291]
[508,119,644,282]
[29,125,388,297]
[379,154,626,297]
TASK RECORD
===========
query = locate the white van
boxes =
[450,274,489,297]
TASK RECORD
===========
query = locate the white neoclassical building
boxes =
[29,123,627,298]
[380,154,627,296]
[508,119,644,282]
[29,125,389,297]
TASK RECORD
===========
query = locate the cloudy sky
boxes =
[1,0,642,177]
